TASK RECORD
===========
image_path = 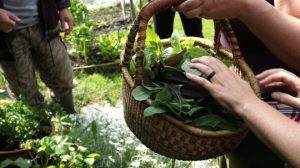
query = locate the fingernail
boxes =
[186,73,192,77]
[271,92,280,99]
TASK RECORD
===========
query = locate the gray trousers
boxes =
[0,24,74,105]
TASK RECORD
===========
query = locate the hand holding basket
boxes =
[120,0,260,160]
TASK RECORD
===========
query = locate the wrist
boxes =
[233,96,261,118]
[59,8,69,13]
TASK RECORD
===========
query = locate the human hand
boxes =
[172,0,271,20]
[0,9,20,33]
[256,68,300,109]
[59,8,73,35]
[186,56,258,115]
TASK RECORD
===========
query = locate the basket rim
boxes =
[121,36,249,138]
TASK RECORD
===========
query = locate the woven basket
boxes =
[120,0,260,160]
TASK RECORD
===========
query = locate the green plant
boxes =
[66,0,95,63]
[67,103,218,168]
[19,135,100,168]
[0,98,65,150]
[73,71,122,108]
[131,29,242,131]
[98,31,127,62]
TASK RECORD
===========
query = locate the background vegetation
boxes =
[0,1,217,167]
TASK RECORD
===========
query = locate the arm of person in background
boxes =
[58,8,73,35]
[56,0,73,35]
[186,56,300,167]
[257,68,300,109]
[0,8,20,33]
[173,0,300,72]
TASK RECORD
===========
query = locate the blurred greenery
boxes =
[0,3,214,107]
[174,13,214,39]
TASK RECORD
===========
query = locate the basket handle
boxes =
[120,0,260,95]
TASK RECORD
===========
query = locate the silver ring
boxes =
[206,71,216,81]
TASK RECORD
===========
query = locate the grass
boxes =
[174,13,214,39]
[73,70,122,110]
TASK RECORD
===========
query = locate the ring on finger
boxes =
[206,71,216,81]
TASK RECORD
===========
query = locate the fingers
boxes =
[60,18,66,32]
[173,0,204,18]
[257,69,299,91]
[186,73,213,91]
[7,11,21,23]
[271,92,300,109]
[0,9,20,32]
[256,68,286,80]
[66,18,74,33]
[189,60,212,76]
[59,8,73,35]
[191,56,229,73]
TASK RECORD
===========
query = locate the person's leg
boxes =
[31,25,75,114]
[153,8,176,39]
[6,28,44,105]
[179,12,203,38]
[0,60,20,99]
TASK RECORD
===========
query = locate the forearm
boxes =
[238,0,300,72]
[236,98,300,167]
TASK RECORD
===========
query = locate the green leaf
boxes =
[144,106,167,117]
[181,39,195,49]
[217,118,242,131]
[132,86,152,101]
[159,47,174,59]
[47,166,57,168]
[187,107,203,116]
[164,49,186,67]
[146,28,161,45]
[143,47,157,68]
[142,82,163,92]
[2,158,32,168]
[87,153,100,158]
[180,59,202,76]
[61,154,72,162]
[84,158,96,165]
[155,87,173,102]
[170,30,182,53]
[0,159,14,168]
[185,46,211,59]
[191,114,224,130]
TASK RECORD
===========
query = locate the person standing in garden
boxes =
[152,7,203,39]
[0,0,76,114]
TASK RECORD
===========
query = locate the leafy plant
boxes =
[0,98,65,150]
[131,29,242,131]
[98,31,127,62]
[65,0,95,63]
[73,71,122,108]
[19,135,100,168]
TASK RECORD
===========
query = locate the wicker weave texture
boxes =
[120,0,258,160]
[122,78,248,160]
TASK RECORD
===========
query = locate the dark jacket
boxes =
[0,0,71,60]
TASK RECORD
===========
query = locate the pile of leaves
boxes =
[0,98,65,150]
[131,29,242,131]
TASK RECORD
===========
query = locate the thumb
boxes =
[271,92,300,109]
[60,19,66,31]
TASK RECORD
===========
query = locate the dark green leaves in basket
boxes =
[131,29,242,131]
[190,114,242,131]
